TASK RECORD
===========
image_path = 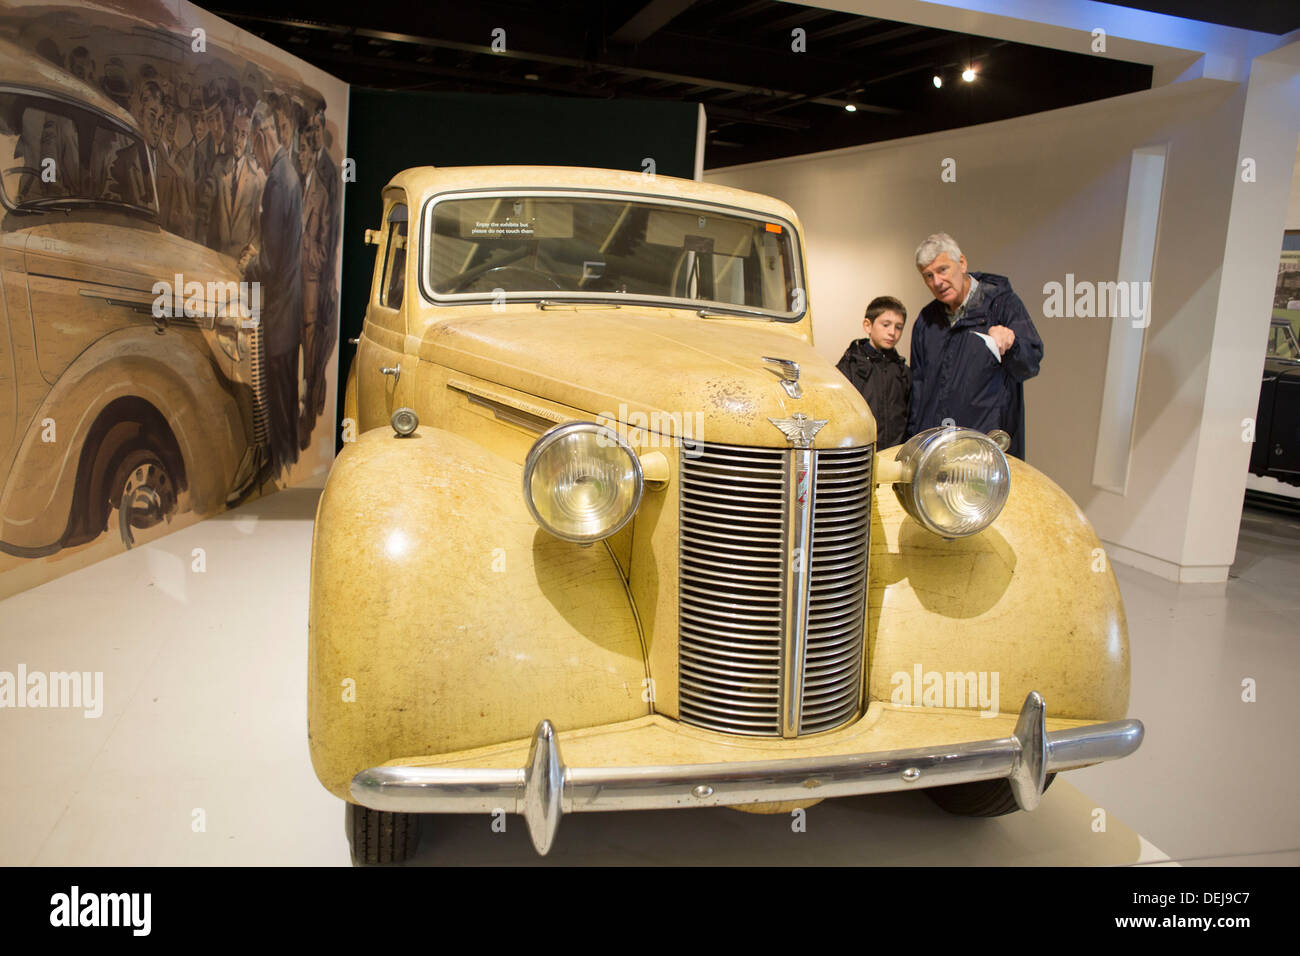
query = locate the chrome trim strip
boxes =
[350,693,1145,856]
[781,448,814,737]
[446,379,570,433]
[464,394,553,434]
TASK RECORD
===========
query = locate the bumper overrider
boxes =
[350,691,1143,855]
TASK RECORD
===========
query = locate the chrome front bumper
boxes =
[351,692,1144,855]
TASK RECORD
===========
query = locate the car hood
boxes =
[418,309,875,448]
[23,219,240,295]
[1264,357,1300,382]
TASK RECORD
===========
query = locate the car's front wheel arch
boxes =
[64,396,188,548]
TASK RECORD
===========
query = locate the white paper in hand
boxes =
[972,331,1002,363]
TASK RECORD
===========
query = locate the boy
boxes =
[836,295,911,448]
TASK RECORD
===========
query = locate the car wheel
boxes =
[107,447,179,549]
[65,399,188,549]
[347,803,422,865]
[924,773,1056,817]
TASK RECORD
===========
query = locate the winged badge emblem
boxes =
[769,412,828,449]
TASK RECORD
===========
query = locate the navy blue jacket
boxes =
[906,272,1043,459]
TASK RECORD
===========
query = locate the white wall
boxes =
[1289,137,1300,229]
[1180,43,1300,572]
[706,50,1300,581]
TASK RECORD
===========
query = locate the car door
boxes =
[358,194,413,430]
[1266,363,1300,478]
[1259,322,1300,480]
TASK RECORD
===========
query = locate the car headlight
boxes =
[214,314,245,362]
[523,422,643,542]
[892,426,1010,538]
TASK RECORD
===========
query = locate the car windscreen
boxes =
[1268,321,1300,361]
[424,193,803,319]
[0,90,158,216]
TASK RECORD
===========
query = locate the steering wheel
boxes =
[452,265,563,294]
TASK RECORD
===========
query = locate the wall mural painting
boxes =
[0,0,348,597]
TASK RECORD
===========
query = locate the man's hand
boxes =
[988,324,1015,355]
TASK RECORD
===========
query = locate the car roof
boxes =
[385,165,802,224]
[0,37,141,134]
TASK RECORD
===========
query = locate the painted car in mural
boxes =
[0,0,346,585]
[0,40,266,557]
[309,165,1144,863]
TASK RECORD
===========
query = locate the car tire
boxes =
[347,803,422,864]
[924,773,1056,817]
[65,400,186,548]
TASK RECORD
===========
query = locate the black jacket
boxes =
[244,146,303,358]
[906,272,1043,459]
[836,339,911,448]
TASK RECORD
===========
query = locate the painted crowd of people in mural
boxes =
[33,32,342,483]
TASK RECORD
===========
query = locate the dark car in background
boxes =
[1250,316,1300,488]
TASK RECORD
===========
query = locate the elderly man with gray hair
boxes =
[907,233,1043,459]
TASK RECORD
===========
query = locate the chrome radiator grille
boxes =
[248,325,269,446]
[678,441,872,737]
[802,446,873,734]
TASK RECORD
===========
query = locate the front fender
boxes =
[867,454,1130,722]
[0,327,245,552]
[308,424,648,800]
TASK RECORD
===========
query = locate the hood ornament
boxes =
[769,412,828,449]
[762,356,802,399]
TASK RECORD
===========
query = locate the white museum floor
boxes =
[1,479,1297,866]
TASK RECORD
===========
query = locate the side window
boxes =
[0,91,156,214]
[87,123,153,209]
[381,204,408,309]
[1271,325,1299,361]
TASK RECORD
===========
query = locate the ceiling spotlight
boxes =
[962,67,976,82]
[844,103,857,112]
[932,74,942,88]
[525,73,539,81]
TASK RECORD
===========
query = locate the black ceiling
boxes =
[208,0,1164,169]
[1100,1,1300,35]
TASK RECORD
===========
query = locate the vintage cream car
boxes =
[0,42,266,559]
[311,165,1143,863]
